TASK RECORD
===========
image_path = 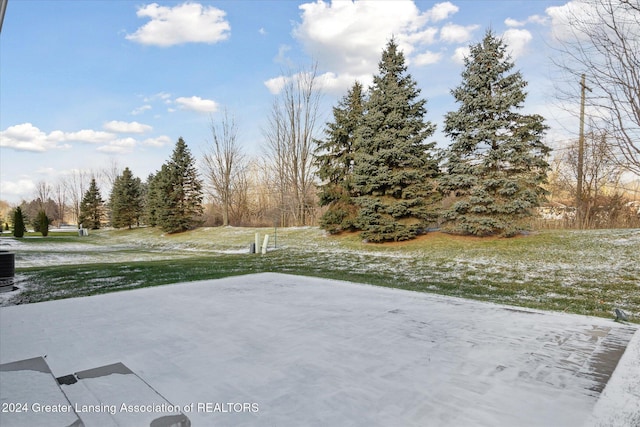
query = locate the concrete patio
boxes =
[0,273,638,426]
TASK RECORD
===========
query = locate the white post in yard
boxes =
[262,234,269,254]
[255,232,260,254]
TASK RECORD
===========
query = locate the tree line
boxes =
[6,31,550,240]
[5,15,640,239]
[71,137,203,234]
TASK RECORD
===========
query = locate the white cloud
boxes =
[142,135,172,147]
[259,27,267,36]
[528,15,548,26]
[63,129,114,144]
[295,0,411,75]
[546,0,596,41]
[414,50,443,66]
[1,179,36,198]
[0,123,133,153]
[505,18,525,27]
[264,76,289,95]
[132,92,174,115]
[97,138,137,154]
[175,96,219,113]
[265,69,374,98]
[452,46,470,65]
[131,105,152,116]
[293,0,459,92]
[0,123,63,152]
[440,23,479,44]
[401,27,439,46]
[274,44,292,65]
[505,15,548,28]
[502,28,533,59]
[427,2,459,22]
[103,120,153,134]
[317,71,373,94]
[144,92,172,103]
[126,2,230,47]
[36,167,58,176]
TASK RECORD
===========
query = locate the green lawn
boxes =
[1,227,638,322]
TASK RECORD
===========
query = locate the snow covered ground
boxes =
[0,273,637,426]
[0,235,248,269]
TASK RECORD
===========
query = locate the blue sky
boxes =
[1,0,582,204]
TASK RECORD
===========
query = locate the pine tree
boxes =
[440,30,550,237]
[156,138,204,233]
[12,207,27,238]
[315,81,365,233]
[353,39,440,242]
[79,178,105,229]
[110,167,143,229]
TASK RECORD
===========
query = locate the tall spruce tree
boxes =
[353,39,440,242]
[315,81,365,233]
[440,30,550,237]
[79,178,104,229]
[110,167,143,229]
[156,138,204,233]
[12,207,26,238]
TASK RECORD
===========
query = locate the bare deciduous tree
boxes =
[33,181,51,210]
[64,169,89,227]
[263,65,322,226]
[53,180,66,227]
[202,110,246,226]
[551,0,640,175]
[244,158,280,226]
[551,129,626,227]
[100,159,122,200]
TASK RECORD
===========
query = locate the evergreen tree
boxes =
[32,213,42,234]
[353,39,440,242]
[440,30,550,237]
[12,207,27,238]
[156,138,204,233]
[110,167,143,229]
[36,210,50,236]
[315,81,365,233]
[79,178,105,229]
[144,172,160,227]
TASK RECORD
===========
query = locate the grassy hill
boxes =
[1,226,638,322]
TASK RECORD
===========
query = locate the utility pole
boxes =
[576,74,591,229]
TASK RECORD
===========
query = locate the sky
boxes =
[0,0,589,204]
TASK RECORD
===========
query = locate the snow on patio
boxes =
[0,273,637,426]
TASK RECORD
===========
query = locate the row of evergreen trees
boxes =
[316,31,550,241]
[60,30,547,242]
[77,138,203,234]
